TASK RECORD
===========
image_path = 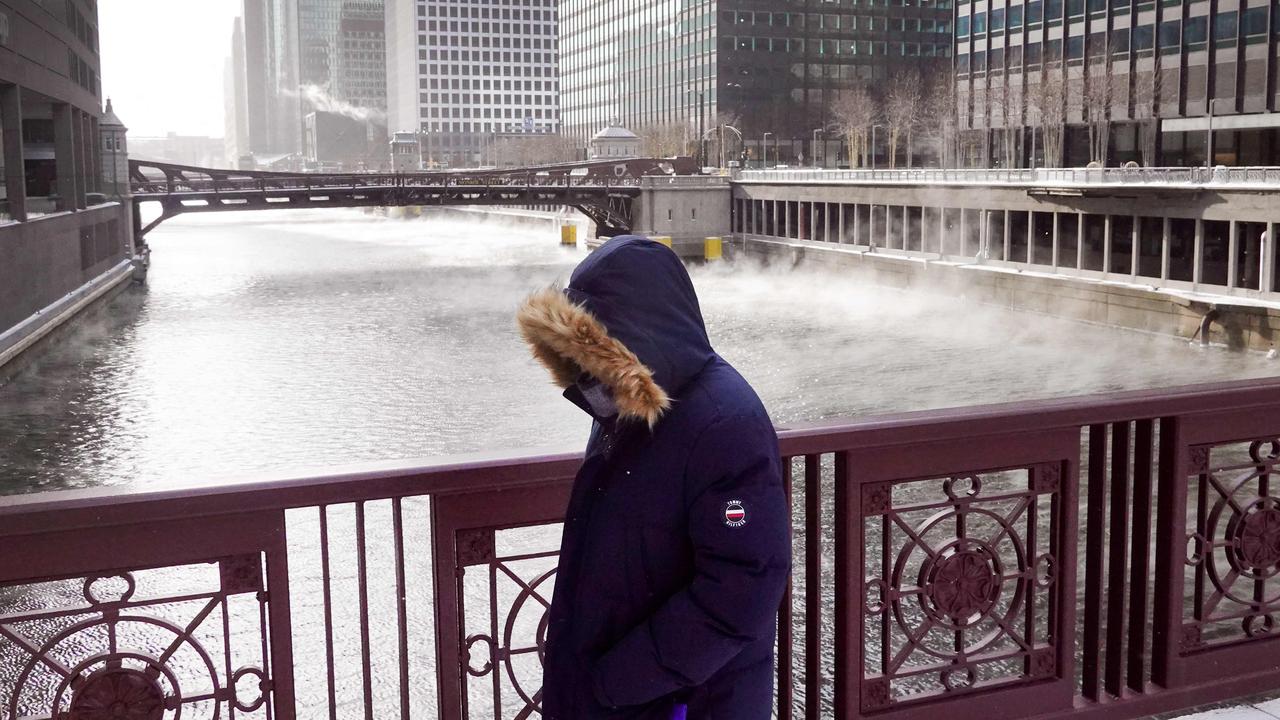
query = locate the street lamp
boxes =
[721,124,743,169]
[1207,98,1219,170]
[812,128,824,168]
[762,132,774,169]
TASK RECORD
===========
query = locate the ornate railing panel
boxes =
[4,379,1280,718]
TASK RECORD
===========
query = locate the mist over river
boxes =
[0,208,1276,494]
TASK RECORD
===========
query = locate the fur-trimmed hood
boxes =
[517,235,715,427]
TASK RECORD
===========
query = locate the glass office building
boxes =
[955,0,1280,167]
[561,0,955,165]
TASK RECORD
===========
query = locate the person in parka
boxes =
[516,235,791,719]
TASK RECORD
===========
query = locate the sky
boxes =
[99,0,242,139]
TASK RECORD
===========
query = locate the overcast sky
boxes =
[99,0,242,138]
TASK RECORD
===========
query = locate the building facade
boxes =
[955,0,1280,167]
[0,0,135,366]
[560,0,955,165]
[384,0,560,168]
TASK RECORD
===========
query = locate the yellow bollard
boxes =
[654,236,673,248]
[704,236,723,261]
[560,224,578,246]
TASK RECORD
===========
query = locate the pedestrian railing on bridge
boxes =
[740,166,1280,188]
[2,377,1280,719]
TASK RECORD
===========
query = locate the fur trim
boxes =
[517,287,671,427]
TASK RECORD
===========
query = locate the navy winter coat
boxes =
[517,236,791,719]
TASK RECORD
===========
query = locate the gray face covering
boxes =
[576,373,618,419]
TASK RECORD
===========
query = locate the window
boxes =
[1159,19,1181,49]
[1111,27,1130,53]
[1026,41,1042,64]
[1243,6,1267,36]
[1027,0,1044,23]
[1134,24,1154,49]
[1008,4,1023,27]
[1067,0,1084,17]
[1067,34,1084,58]
[1183,16,1206,44]
[991,8,1004,30]
[1214,10,1237,41]
[957,14,970,36]
[973,11,986,33]
[1046,0,1063,20]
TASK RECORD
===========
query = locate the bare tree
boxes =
[1080,59,1121,166]
[487,133,578,168]
[829,84,878,168]
[637,121,691,158]
[1132,67,1162,166]
[885,70,925,168]
[916,72,962,168]
[1029,63,1067,168]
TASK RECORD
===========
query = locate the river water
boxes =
[1,209,1277,718]
[1,208,1275,494]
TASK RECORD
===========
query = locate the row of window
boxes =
[723,10,954,31]
[422,104,555,117]
[423,4,553,21]
[421,121,558,135]
[958,10,1279,71]
[422,20,553,36]
[723,35,953,57]
[420,62,553,78]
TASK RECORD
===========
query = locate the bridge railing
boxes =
[129,172,648,196]
[3,377,1280,719]
[739,166,1280,187]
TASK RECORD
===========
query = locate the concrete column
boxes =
[784,201,791,239]
[1027,214,1034,265]
[1003,210,1012,262]
[979,209,989,260]
[901,206,909,250]
[958,208,967,256]
[78,110,92,203]
[52,103,80,211]
[1262,223,1275,293]
[1103,215,1113,274]
[1227,221,1238,290]
[825,203,832,243]
[838,203,846,243]
[921,208,929,253]
[1,84,27,222]
[89,116,101,195]
[1131,215,1140,279]
[853,204,861,246]
[1051,212,1061,270]
[1161,217,1171,281]
[883,206,892,249]
[1076,213,1085,270]
[1193,219,1204,286]
[940,208,949,258]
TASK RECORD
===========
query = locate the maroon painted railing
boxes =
[2,377,1280,719]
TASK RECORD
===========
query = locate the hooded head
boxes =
[517,236,715,428]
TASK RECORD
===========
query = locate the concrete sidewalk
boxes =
[1168,697,1280,720]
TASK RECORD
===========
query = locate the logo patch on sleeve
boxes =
[724,500,747,527]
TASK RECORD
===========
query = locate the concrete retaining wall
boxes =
[742,236,1280,353]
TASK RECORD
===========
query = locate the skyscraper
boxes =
[384,0,560,168]
[955,0,1280,167]
[559,0,954,165]
[228,0,387,164]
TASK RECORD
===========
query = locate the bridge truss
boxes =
[128,157,696,240]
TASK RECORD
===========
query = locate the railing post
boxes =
[1227,221,1239,290]
[1262,223,1276,293]
[1103,214,1113,274]
[1161,217,1172,282]
[1151,416,1188,688]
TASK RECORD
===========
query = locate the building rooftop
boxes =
[101,99,126,130]
[592,124,638,141]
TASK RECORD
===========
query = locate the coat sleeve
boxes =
[588,412,791,709]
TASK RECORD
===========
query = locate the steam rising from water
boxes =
[0,208,1272,495]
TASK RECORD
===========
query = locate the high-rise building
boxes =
[228,0,387,164]
[385,0,560,168]
[559,0,954,165]
[955,0,1280,168]
[334,1,387,114]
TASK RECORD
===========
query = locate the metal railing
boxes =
[2,377,1280,719]
[739,166,1280,187]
